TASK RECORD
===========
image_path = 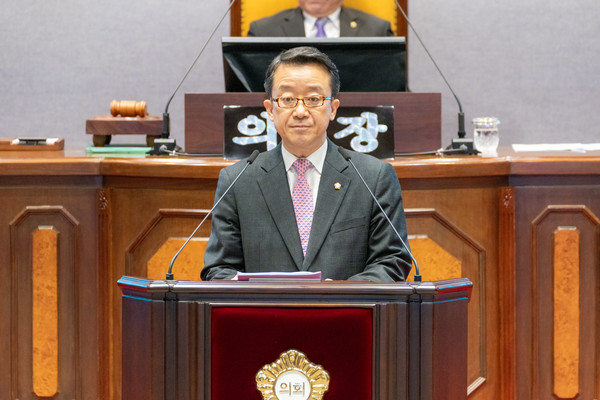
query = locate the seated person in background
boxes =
[247,0,394,37]
[201,46,411,282]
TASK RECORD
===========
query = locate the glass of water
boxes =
[472,117,500,157]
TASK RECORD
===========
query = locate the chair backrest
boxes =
[230,0,407,37]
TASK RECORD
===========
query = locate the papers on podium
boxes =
[237,271,322,282]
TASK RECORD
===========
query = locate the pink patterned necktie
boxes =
[292,159,314,256]
[314,18,327,37]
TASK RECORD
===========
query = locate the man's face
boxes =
[264,63,340,158]
[298,0,344,18]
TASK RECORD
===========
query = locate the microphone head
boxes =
[337,146,352,160]
[247,149,260,164]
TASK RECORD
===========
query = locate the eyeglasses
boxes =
[272,95,332,108]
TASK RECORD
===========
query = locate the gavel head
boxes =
[110,100,147,117]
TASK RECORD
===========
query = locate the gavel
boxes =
[110,100,147,118]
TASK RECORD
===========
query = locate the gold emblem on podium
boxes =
[256,349,330,400]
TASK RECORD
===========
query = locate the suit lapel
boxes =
[303,142,350,268]
[339,7,360,37]
[283,8,307,36]
[256,147,304,269]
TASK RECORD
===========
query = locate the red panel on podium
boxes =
[211,307,373,399]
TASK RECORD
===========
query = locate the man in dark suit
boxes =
[201,46,411,282]
[247,0,394,37]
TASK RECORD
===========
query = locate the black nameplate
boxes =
[224,106,394,159]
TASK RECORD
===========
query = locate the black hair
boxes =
[264,46,340,98]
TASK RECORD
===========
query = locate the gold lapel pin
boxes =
[334,182,342,190]
[350,21,358,29]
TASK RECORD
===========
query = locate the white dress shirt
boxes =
[303,8,341,38]
[282,140,328,209]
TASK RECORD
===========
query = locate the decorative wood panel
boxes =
[530,205,599,400]
[96,188,112,398]
[108,183,218,398]
[32,227,59,397]
[147,238,209,281]
[405,208,486,396]
[126,209,212,280]
[408,236,462,281]
[552,227,579,399]
[10,206,79,399]
[498,187,516,400]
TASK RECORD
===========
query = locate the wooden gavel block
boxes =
[86,100,162,146]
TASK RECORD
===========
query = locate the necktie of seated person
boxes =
[314,18,327,37]
[292,159,314,256]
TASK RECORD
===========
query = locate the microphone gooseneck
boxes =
[393,0,468,142]
[166,149,259,280]
[338,147,421,282]
[161,0,237,140]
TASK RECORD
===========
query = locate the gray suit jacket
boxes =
[247,6,394,37]
[201,141,411,282]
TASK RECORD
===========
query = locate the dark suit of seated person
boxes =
[201,46,411,282]
[247,0,394,37]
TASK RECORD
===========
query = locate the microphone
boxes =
[393,0,477,155]
[338,147,421,282]
[153,0,237,155]
[166,150,259,280]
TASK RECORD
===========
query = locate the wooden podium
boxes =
[184,92,441,155]
[118,277,471,400]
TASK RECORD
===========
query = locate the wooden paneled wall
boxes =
[0,175,105,399]
[513,187,600,400]
[0,153,599,399]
